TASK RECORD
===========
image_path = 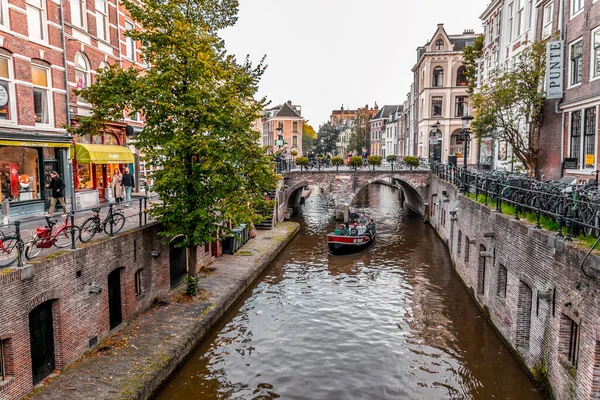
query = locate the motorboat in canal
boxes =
[327,222,376,255]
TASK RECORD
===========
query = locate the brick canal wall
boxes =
[429,175,600,400]
[0,224,180,400]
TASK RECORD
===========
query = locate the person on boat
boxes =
[338,224,348,235]
[358,214,367,224]
[366,218,375,235]
[349,209,359,223]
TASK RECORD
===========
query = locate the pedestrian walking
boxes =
[110,168,124,204]
[46,171,69,217]
[122,167,135,206]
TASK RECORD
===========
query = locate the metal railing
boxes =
[277,156,431,172]
[431,162,600,241]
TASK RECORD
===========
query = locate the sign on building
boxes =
[546,41,563,99]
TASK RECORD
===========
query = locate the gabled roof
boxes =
[274,102,302,118]
[373,105,399,120]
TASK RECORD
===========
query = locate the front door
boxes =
[29,301,55,385]
[108,269,122,329]
[169,239,187,289]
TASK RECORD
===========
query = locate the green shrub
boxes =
[349,156,363,169]
[184,275,199,296]
[331,156,345,166]
[290,149,298,157]
[403,156,419,167]
[295,156,309,167]
[367,155,382,166]
[386,154,397,162]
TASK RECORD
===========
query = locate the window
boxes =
[74,53,89,101]
[508,3,514,41]
[32,66,50,124]
[433,67,444,87]
[526,0,532,30]
[455,96,467,117]
[457,230,462,256]
[593,29,600,79]
[496,12,501,37]
[0,0,9,27]
[95,0,108,42]
[292,121,298,132]
[560,314,580,367]
[497,265,508,298]
[516,0,523,37]
[456,66,468,86]
[70,0,86,28]
[431,96,442,116]
[125,21,135,61]
[584,107,597,169]
[435,39,444,51]
[464,236,470,262]
[0,147,41,201]
[570,110,582,161]
[292,135,297,147]
[134,269,143,296]
[543,4,553,38]
[450,130,464,157]
[0,58,13,121]
[571,40,583,86]
[572,0,584,15]
[27,0,46,41]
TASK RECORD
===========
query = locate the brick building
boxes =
[370,105,397,157]
[262,101,303,154]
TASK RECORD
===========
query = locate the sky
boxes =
[220,0,486,129]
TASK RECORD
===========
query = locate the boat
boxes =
[327,222,376,255]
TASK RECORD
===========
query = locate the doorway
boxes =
[108,269,123,330]
[29,301,55,385]
[169,238,187,289]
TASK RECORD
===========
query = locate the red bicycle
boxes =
[25,215,80,260]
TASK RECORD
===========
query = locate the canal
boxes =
[156,184,543,399]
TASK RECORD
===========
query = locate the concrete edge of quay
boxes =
[134,222,300,400]
[28,221,299,400]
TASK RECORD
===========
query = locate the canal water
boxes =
[155,184,543,400]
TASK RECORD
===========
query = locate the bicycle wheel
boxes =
[25,236,43,260]
[104,213,125,236]
[79,217,99,243]
[54,226,80,248]
[0,237,19,268]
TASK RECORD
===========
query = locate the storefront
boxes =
[0,133,72,217]
[72,131,134,208]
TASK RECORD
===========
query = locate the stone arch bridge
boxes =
[282,169,430,220]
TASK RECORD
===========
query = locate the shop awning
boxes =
[74,143,135,164]
[0,139,71,148]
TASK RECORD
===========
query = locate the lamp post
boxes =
[459,115,474,193]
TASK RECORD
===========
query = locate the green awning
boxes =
[74,143,134,164]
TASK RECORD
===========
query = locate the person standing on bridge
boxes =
[362,147,368,166]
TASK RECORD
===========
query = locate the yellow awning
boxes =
[0,139,71,148]
[74,143,134,164]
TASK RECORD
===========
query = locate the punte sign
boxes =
[546,40,563,99]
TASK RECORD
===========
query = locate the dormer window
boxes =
[435,39,444,51]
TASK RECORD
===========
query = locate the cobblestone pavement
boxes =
[30,222,299,400]
[0,194,160,268]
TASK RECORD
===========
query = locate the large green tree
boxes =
[73,0,278,275]
[315,122,340,155]
[470,40,547,176]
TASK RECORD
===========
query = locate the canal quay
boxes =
[155,184,542,400]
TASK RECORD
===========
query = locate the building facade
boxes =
[370,105,397,157]
[262,101,303,155]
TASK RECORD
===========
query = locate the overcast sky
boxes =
[220,0,485,128]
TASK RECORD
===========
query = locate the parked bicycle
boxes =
[0,230,25,268]
[79,205,126,243]
[25,215,80,260]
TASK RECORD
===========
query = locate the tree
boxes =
[302,121,316,152]
[72,0,279,276]
[353,107,372,152]
[462,34,484,96]
[470,41,547,176]
[315,122,340,154]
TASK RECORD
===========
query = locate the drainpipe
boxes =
[58,0,76,210]
[557,0,565,177]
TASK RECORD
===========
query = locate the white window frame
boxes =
[32,65,53,127]
[0,0,10,29]
[95,0,108,43]
[0,56,16,125]
[125,20,135,61]
[571,0,584,17]
[516,0,524,37]
[74,52,90,103]
[592,27,600,82]
[542,3,554,39]
[70,0,86,29]
[569,38,583,88]
[508,3,514,41]
[567,107,599,173]
[26,0,47,43]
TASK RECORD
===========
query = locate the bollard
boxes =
[2,198,9,225]
[70,213,76,249]
[15,221,23,268]
[144,197,148,225]
[138,197,143,227]
[109,203,114,236]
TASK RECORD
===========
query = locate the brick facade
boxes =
[430,175,600,399]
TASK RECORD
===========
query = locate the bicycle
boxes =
[0,230,25,268]
[79,205,126,243]
[25,215,81,260]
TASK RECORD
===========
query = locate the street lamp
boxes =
[459,115,474,193]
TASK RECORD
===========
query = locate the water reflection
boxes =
[156,184,542,400]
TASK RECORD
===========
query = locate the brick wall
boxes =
[430,175,600,400]
[0,224,173,400]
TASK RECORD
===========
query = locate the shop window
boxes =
[125,21,135,61]
[74,134,90,144]
[450,130,464,157]
[0,147,41,201]
[70,0,86,28]
[104,133,119,145]
[570,39,583,86]
[32,66,50,124]
[0,57,13,121]
[26,0,46,41]
[559,314,579,367]
[74,52,90,101]
[76,163,91,189]
[456,66,468,86]
[95,0,108,42]
[433,67,444,87]
[431,96,443,116]
[91,135,102,144]
[570,108,597,169]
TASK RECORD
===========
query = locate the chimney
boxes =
[287,100,292,105]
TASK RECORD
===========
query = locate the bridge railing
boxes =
[278,156,432,173]
[430,161,600,240]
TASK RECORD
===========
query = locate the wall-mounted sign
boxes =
[546,40,564,99]
[430,138,439,145]
[563,158,578,169]
[586,154,595,166]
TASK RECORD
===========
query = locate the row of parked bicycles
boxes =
[0,204,127,268]
[431,161,600,240]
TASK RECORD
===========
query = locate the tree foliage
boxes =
[462,34,484,96]
[471,41,547,176]
[302,121,316,152]
[72,0,278,275]
[315,122,340,154]
[347,108,371,153]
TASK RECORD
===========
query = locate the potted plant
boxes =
[386,154,397,170]
[331,156,345,171]
[367,155,382,171]
[290,149,298,159]
[349,156,363,171]
[403,155,419,170]
[295,156,309,171]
